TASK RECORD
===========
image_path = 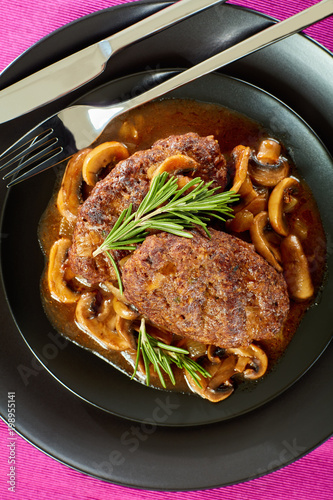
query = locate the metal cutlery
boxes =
[0,0,332,187]
[0,0,224,123]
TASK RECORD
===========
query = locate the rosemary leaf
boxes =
[132,318,211,389]
[106,251,123,295]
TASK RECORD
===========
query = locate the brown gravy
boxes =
[38,98,327,393]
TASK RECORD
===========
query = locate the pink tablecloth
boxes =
[0,1,332,499]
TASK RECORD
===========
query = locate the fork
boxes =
[1,0,332,187]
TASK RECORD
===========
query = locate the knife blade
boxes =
[0,0,223,123]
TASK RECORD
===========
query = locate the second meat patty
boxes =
[122,229,290,348]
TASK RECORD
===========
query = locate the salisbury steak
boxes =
[122,229,289,348]
[69,133,228,283]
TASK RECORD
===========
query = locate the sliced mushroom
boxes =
[112,296,139,320]
[207,355,238,390]
[226,209,254,232]
[242,189,269,216]
[47,238,79,303]
[230,145,251,193]
[281,234,314,301]
[249,212,283,272]
[249,140,289,187]
[82,141,129,186]
[186,341,268,401]
[225,344,268,380]
[207,345,228,364]
[57,148,92,223]
[232,175,260,214]
[147,154,199,181]
[75,292,133,350]
[257,139,281,164]
[249,160,290,187]
[115,315,136,349]
[185,368,234,403]
[238,173,257,198]
[101,281,131,304]
[185,353,239,402]
[268,177,300,236]
[234,355,251,373]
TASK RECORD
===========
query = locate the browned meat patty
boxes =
[68,133,229,283]
[122,229,289,348]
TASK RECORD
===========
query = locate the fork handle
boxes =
[121,0,333,112]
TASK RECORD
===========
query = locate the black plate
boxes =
[0,1,332,490]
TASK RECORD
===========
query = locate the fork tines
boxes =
[0,126,62,187]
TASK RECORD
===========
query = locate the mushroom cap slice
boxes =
[230,145,251,193]
[268,177,300,236]
[185,367,234,403]
[57,148,91,223]
[75,292,133,350]
[249,140,289,187]
[281,234,314,301]
[226,344,268,380]
[207,355,238,390]
[112,296,139,320]
[257,139,281,165]
[147,154,199,181]
[249,211,283,272]
[227,209,254,232]
[47,238,79,304]
[82,141,129,186]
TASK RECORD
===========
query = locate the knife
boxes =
[0,0,223,123]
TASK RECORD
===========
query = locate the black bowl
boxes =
[1,69,332,426]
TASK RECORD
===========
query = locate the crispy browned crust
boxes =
[122,229,289,348]
[68,133,228,283]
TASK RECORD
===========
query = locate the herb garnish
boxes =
[93,172,239,292]
[132,318,211,388]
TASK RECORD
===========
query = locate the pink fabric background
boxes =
[0,0,332,498]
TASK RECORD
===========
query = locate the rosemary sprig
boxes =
[132,318,211,389]
[93,172,239,292]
